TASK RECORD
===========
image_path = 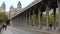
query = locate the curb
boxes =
[29,29,52,34]
[23,27,52,34]
[14,27,56,34]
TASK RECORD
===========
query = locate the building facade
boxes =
[0,2,6,12]
[9,1,22,18]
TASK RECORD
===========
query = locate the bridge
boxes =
[8,0,60,31]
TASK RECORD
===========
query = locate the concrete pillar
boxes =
[40,12,43,29]
[22,14,25,27]
[14,18,17,27]
[20,16,21,26]
[53,8,56,30]
[37,8,43,29]
[19,17,21,27]
[10,19,13,26]
[26,12,27,27]
[29,12,31,27]
[21,16,23,27]
[18,17,20,27]
[24,14,25,27]
[15,19,17,27]
[46,6,49,30]
[33,11,35,27]
[24,14,26,27]
[16,18,18,27]
[18,17,20,26]
[23,14,26,27]
[38,8,41,29]
[57,0,60,30]
[22,14,24,27]
[20,17,22,26]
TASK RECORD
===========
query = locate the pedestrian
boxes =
[49,23,52,30]
[2,24,7,30]
[4,24,7,30]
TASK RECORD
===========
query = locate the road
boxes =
[1,26,49,34]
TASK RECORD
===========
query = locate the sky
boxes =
[0,0,34,12]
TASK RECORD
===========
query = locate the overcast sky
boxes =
[0,0,34,12]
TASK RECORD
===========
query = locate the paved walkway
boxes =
[1,26,13,34]
[1,26,60,34]
[1,26,47,34]
[16,26,60,34]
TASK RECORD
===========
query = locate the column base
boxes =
[54,27,56,30]
[46,27,49,31]
[33,26,36,29]
[58,28,60,32]
[38,26,42,30]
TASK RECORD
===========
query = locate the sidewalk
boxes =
[2,26,60,34]
[1,26,13,34]
[16,26,60,34]
[30,27,60,34]
[30,28,60,34]
[2,26,47,34]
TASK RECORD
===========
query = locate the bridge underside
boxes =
[9,0,60,30]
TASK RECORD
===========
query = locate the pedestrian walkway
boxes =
[1,26,46,34]
[21,27,60,34]
[1,26,13,34]
[2,26,60,34]
[1,26,60,34]
[31,27,58,34]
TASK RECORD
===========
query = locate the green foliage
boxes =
[31,14,39,26]
[31,14,47,26]
[49,13,54,24]
[0,11,8,22]
[30,13,58,26]
[49,13,58,26]
[42,14,46,26]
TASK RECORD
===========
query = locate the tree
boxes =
[0,11,8,22]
